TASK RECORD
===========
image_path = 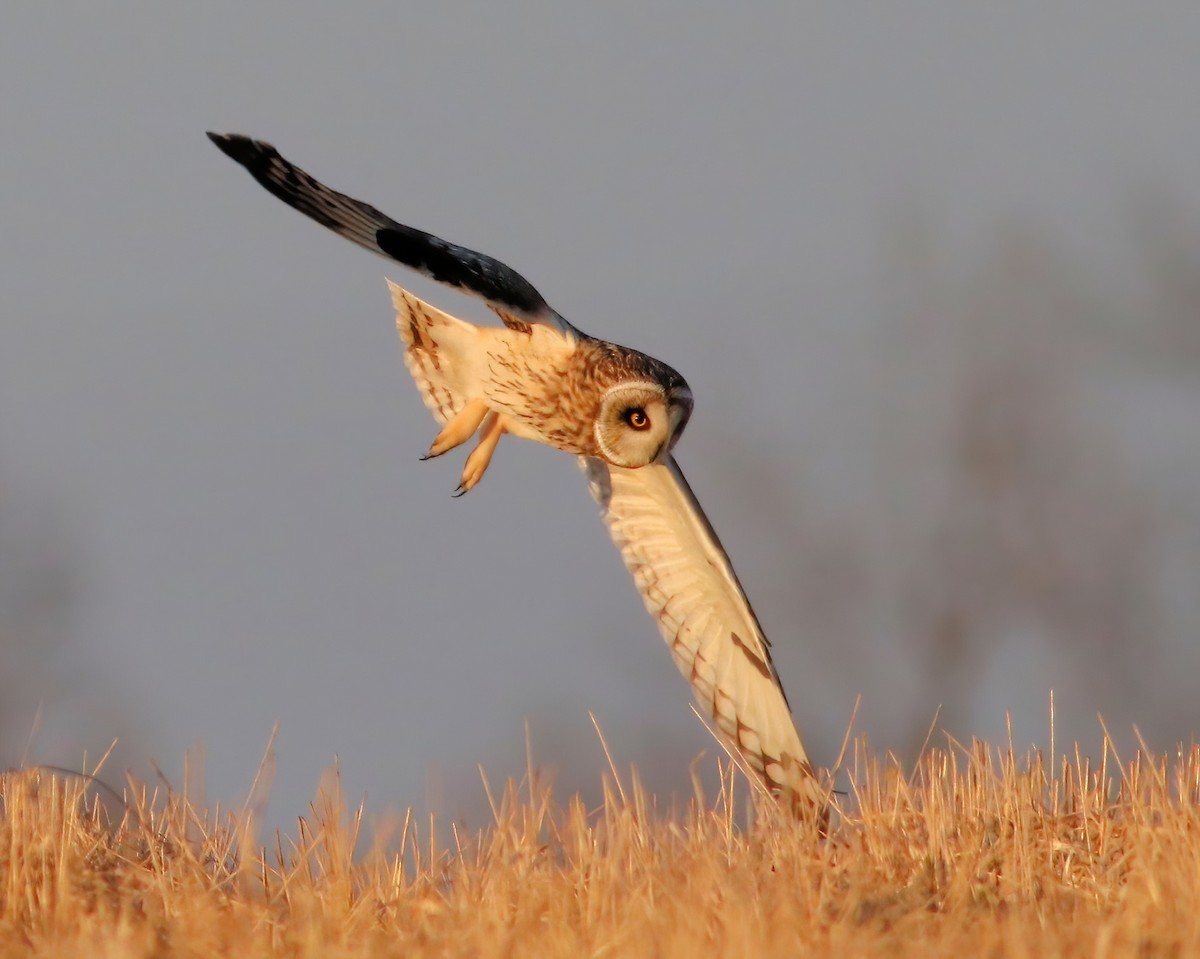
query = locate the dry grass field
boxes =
[2,730,1199,958]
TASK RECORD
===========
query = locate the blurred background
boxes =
[2,5,1198,826]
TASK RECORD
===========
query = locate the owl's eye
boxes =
[623,407,651,431]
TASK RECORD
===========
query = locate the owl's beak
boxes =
[657,395,693,462]
[669,394,693,438]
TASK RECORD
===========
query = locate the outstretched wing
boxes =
[207,132,582,338]
[583,454,826,816]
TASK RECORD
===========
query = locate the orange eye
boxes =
[623,407,651,431]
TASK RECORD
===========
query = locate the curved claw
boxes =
[426,398,490,460]
[456,413,505,494]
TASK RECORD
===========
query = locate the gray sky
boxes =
[3,5,1199,823]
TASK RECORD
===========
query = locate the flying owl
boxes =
[208,132,825,818]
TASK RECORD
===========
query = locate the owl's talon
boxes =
[426,397,490,459]
[456,412,505,493]
[451,484,468,498]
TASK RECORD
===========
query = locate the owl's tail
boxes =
[388,280,483,427]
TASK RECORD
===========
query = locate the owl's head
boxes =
[593,371,693,469]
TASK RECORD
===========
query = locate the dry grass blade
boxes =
[2,733,1200,957]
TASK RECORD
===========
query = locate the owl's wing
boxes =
[207,132,583,339]
[583,454,826,816]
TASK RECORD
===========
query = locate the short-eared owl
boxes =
[209,132,824,817]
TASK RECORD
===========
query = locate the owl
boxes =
[209,132,826,819]
[395,284,693,495]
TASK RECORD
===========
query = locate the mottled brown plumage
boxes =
[392,284,692,489]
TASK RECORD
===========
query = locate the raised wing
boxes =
[207,132,582,338]
[583,454,826,816]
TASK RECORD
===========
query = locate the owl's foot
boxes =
[453,412,505,496]
[422,398,490,460]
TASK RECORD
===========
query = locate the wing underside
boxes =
[583,455,824,814]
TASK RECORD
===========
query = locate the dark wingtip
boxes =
[206,131,274,167]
